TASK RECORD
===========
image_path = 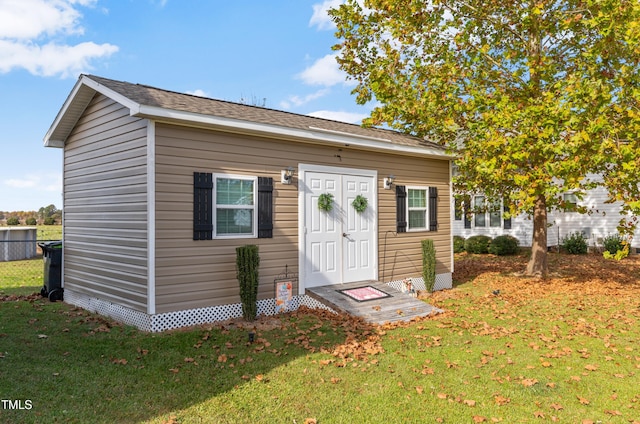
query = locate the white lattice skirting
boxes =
[64,289,335,332]
[64,272,452,332]
[387,272,452,293]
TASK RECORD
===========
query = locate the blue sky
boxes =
[0,0,369,212]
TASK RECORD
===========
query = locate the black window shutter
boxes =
[464,197,472,229]
[454,197,462,221]
[257,177,273,238]
[503,203,512,230]
[396,185,407,233]
[193,172,213,240]
[429,186,438,231]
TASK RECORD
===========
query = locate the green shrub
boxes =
[602,233,629,260]
[464,235,492,254]
[421,239,436,292]
[488,235,519,256]
[43,217,56,225]
[603,233,625,255]
[236,245,260,321]
[26,217,37,226]
[6,217,19,225]
[561,232,588,254]
[453,236,466,253]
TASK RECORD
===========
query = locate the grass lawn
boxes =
[35,225,62,241]
[0,225,61,296]
[1,252,639,423]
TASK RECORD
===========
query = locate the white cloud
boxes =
[0,0,95,39]
[4,173,62,192]
[298,53,351,87]
[5,175,39,189]
[186,89,209,97]
[279,88,330,109]
[309,0,342,30]
[307,110,367,124]
[0,40,118,77]
[0,0,118,78]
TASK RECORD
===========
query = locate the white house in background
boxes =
[452,179,640,251]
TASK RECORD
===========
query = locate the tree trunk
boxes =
[526,194,548,277]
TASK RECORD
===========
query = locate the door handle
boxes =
[343,233,350,237]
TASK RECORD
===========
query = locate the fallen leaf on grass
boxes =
[533,411,545,418]
[494,395,510,406]
[550,403,563,411]
[584,364,598,371]
[415,386,424,394]
[604,409,622,416]
[464,399,476,407]
[521,378,538,387]
[162,415,178,424]
[577,396,590,405]
[437,393,448,399]
[473,416,487,423]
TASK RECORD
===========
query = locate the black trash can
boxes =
[38,241,63,302]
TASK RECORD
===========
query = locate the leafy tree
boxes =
[38,204,59,221]
[6,217,20,226]
[330,0,640,276]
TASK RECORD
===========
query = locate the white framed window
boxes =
[214,175,257,238]
[474,196,502,228]
[563,192,578,210]
[407,186,428,231]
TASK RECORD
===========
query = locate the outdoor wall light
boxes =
[281,167,295,184]
[383,175,395,190]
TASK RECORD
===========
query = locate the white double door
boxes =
[302,167,377,288]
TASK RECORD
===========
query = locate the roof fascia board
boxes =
[43,77,85,148]
[43,75,142,148]
[135,104,450,159]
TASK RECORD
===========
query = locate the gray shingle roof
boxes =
[84,75,446,154]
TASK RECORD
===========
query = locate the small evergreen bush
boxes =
[561,232,588,254]
[236,245,260,321]
[421,239,436,292]
[464,235,492,254]
[488,235,519,256]
[6,217,19,225]
[453,236,466,253]
[26,217,37,226]
[602,233,629,260]
[603,233,625,255]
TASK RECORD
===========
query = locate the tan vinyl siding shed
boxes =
[44,74,453,332]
